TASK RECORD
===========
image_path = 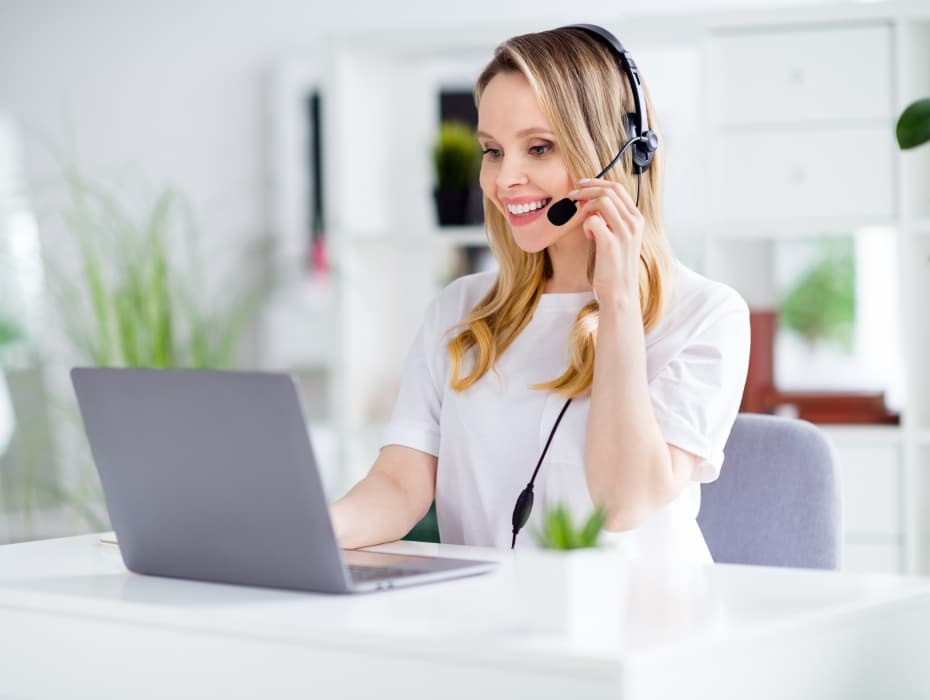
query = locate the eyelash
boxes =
[480,143,552,159]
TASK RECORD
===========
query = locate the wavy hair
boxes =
[448,27,672,397]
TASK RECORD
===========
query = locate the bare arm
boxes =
[574,178,699,531]
[586,300,699,531]
[329,445,437,550]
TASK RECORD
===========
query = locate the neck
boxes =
[544,231,592,293]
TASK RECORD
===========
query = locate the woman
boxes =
[330,25,749,563]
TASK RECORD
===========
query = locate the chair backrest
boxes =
[697,413,842,570]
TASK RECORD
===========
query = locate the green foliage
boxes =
[0,317,25,369]
[48,165,270,369]
[0,317,23,349]
[779,238,855,352]
[896,98,930,150]
[432,121,481,189]
[535,503,607,550]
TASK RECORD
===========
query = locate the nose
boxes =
[495,154,529,190]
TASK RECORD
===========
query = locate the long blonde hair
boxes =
[448,27,672,397]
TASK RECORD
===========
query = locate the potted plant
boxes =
[432,121,482,226]
[516,504,626,638]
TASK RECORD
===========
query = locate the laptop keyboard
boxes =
[348,565,429,582]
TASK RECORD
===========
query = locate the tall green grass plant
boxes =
[48,165,269,370]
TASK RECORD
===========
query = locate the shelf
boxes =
[431,226,489,246]
[818,424,903,446]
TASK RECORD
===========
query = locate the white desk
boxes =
[1,534,928,699]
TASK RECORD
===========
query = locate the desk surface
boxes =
[1,534,929,699]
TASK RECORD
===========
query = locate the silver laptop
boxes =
[71,367,497,594]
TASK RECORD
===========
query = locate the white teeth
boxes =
[506,199,549,215]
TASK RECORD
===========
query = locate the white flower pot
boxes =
[514,547,627,642]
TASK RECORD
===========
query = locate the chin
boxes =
[509,233,552,255]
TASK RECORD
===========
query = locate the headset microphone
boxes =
[546,198,579,226]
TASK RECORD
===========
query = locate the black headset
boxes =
[511,24,656,548]
[546,23,659,226]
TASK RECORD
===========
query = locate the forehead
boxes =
[477,71,552,137]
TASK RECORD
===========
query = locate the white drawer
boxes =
[832,442,902,537]
[710,126,895,222]
[708,23,893,125]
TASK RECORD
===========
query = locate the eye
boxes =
[529,142,552,156]
[481,147,502,159]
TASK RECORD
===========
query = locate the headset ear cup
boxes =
[633,129,659,172]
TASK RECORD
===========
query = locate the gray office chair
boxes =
[697,413,842,570]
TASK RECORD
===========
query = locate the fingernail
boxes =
[567,189,580,198]
[577,178,592,184]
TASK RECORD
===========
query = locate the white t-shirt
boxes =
[382,260,750,564]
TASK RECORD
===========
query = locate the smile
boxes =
[505,198,551,215]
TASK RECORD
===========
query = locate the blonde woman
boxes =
[331,25,749,562]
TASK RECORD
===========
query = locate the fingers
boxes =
[567,178,643,237]
[582,211,609,244]
[570,178,638,210]
[574,192,639,238]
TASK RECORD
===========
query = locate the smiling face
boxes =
[477,71,584,256]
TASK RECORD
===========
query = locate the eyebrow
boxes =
[475,127,555,140]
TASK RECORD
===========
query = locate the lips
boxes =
[500,196,553,227]
[505,197,552,216]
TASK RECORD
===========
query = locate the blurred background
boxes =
[1,0,929,574]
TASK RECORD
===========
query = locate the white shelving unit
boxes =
[703,9,930,574]
[264,4,930,571]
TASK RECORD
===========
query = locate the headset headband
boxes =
[559,23,658,173]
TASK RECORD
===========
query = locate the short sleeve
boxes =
[381,297,444,456]
[649,294,750,483]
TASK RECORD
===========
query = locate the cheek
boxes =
[478,165,501,208]
[547,162,575,191]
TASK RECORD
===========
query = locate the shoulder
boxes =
[432,270,497,318]
[648,260,749,348]
[675,260,747,318]
[421,270,497,337]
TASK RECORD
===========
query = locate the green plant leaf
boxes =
[535,503,606,550]
[580,506,608,547]
[779,238,855,351]
[48,164,269,373]
[896,98,930,150]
